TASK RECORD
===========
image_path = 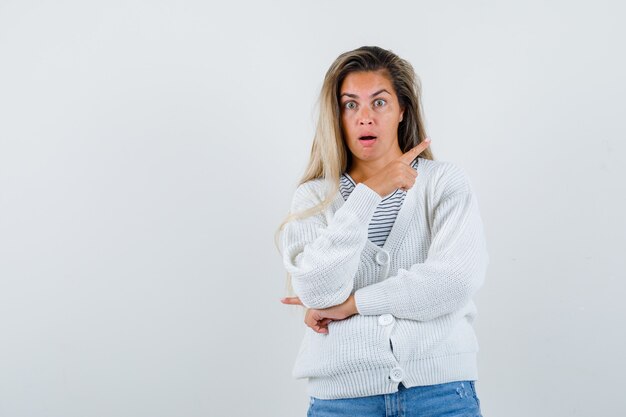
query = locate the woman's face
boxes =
[339,70,404,164]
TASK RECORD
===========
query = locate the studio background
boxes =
[1,1,624,416]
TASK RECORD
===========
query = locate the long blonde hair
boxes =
[275,46,435,299]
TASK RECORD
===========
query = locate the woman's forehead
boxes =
[340,70,395,96]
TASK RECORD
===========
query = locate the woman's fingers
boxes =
[398,137,431,165]
[283,298,335,334]
[304,309,331,334]
[282,297,330,333]
[319,318,333,327]
[314,318,330,334]
[280,296,303,305]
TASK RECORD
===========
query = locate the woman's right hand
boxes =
[363,138,431,197]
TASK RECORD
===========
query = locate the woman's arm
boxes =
[354,165,489,321]
[281,181,383,309]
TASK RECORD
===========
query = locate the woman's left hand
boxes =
[280,295,359,334]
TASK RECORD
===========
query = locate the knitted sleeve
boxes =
[281,181,383,309]
[354,164,489,321]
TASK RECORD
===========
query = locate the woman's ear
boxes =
[399,108,405,122]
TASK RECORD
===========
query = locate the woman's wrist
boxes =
[347,294,359,316]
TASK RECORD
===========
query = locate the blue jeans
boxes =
[307,380,482,417]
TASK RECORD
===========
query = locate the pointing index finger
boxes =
[398,137,431,164]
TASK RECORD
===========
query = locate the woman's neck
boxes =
[348,150,403,184]
[347,164,383,184]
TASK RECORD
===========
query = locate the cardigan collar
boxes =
[331,179,419,255]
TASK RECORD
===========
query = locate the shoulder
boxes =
[417,158,473,200]
[289,178,331,213]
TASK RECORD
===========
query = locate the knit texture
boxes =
[281,157,489,399]
[340,158,420,247]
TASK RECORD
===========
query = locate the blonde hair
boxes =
[275,46,435,299]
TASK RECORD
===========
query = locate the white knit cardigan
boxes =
[280,157,489,399]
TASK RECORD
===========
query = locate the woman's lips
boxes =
[359,136,377,147]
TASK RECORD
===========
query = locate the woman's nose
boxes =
[358,108,373,125]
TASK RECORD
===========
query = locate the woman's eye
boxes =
[344,101,357,110]
[374,99,386,107]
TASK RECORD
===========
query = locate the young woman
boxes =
[276,46,488,417]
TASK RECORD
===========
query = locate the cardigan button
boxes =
[375,250,390,265]
[378,314,394,326]
[389,367,404,382]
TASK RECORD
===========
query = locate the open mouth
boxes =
[359,136,377,141]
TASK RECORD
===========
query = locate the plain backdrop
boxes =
[1,1,624,416]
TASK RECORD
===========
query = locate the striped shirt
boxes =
[340,157,420,247]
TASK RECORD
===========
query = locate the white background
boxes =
[1,1,624,416]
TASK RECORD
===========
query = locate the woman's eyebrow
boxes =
[340,89,391,99]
